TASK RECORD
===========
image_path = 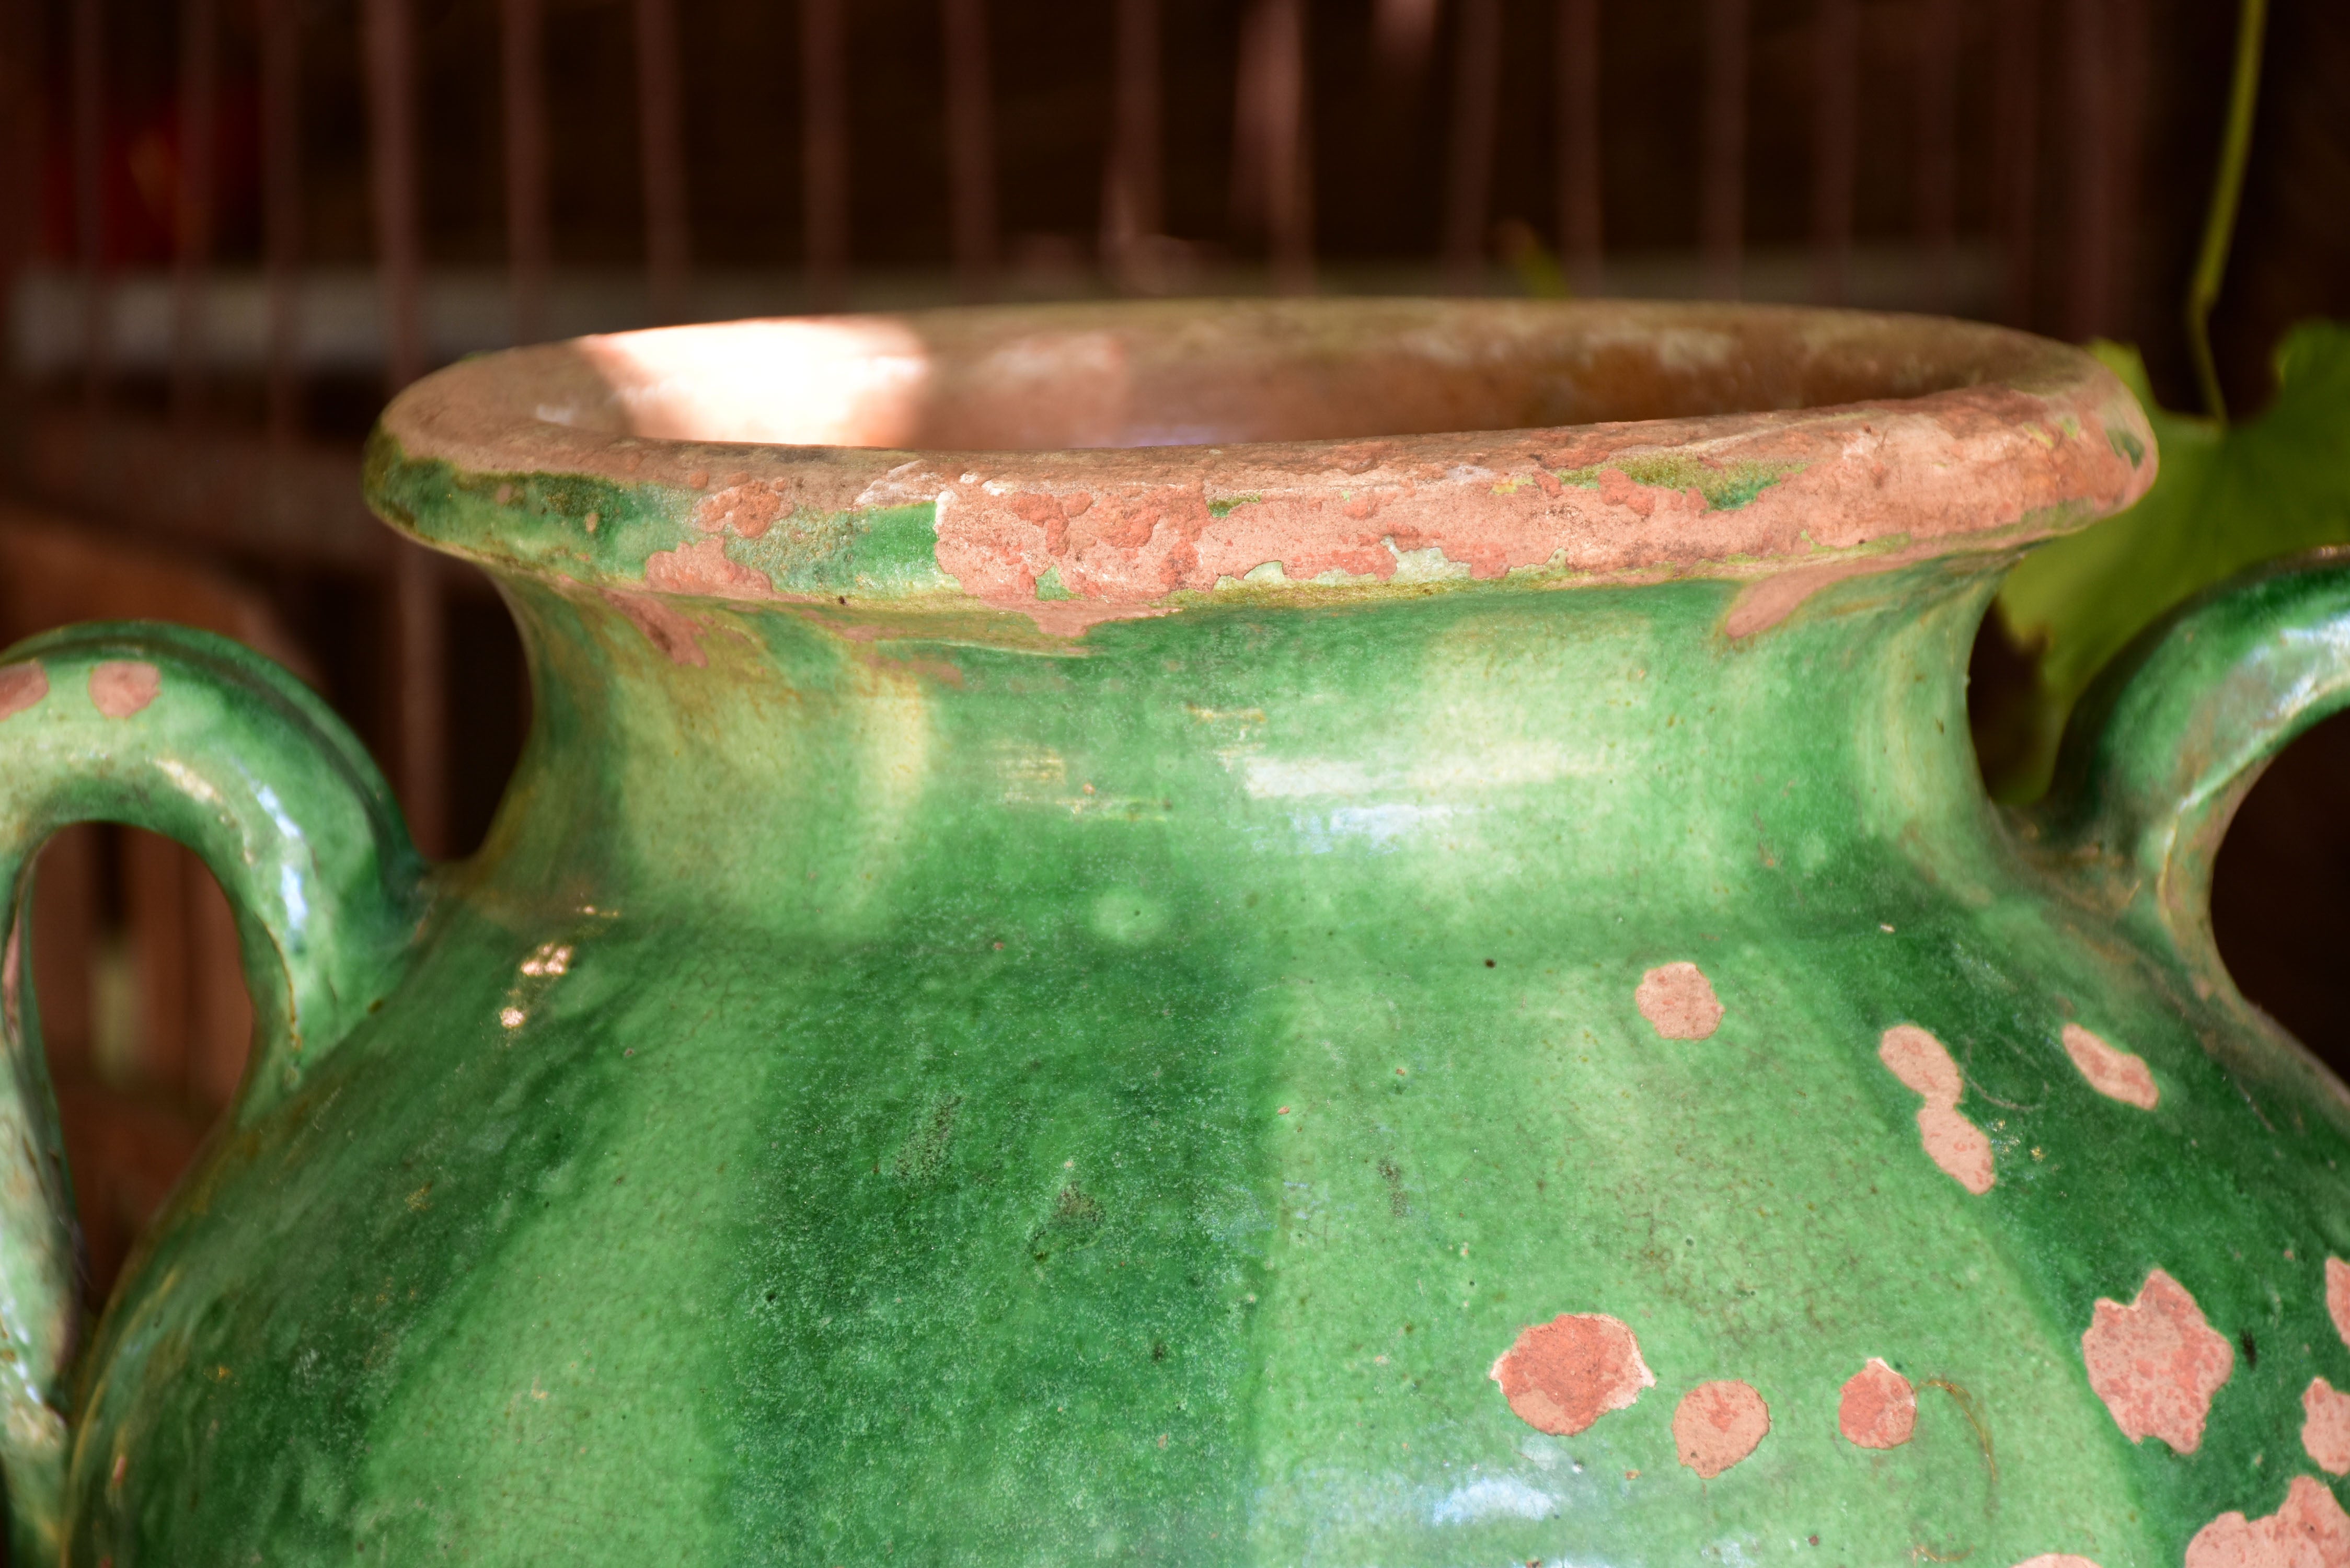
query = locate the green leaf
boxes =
[1989,319,2350,798]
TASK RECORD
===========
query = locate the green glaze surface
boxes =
[3,304,2349,1567]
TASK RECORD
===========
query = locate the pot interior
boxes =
[549,298,2061,454]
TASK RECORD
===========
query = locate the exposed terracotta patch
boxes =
[601,589,708,667]
[643,537,774,597]
[2328,1258,2350,1349]
[2185,1474,2350,1568]
[2080,1267,2233,1453]
[1636,962,1724,1040]
[89,660,161,718]
[692,478,789,539]
[1489,1313,1655,1436]
[1878,1024,1994,1194]
[379,303,2157,640]
[1839,1357,1917,1448]
[2306,1379,2350,1475]
[0,662,48,722]
[1673,1379,1770,1479]
[2062,1023,2159,1110]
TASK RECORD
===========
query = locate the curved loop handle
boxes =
[0,622,422,1558]
[2034,548,2350,976]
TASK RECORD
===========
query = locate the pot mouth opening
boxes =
[371,298,2155,638]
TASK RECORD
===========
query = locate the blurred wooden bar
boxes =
[1992,0,2040,328]
[634,0,690,324]
[1442,0,1504,295]
[361,0,447,859]
[1556,0,1603,296]
[72,0,106,412]
[1234,0,1313,294]
[941,0,997,301]
[169,0,216,423]
[259,0,303,440]
[2062,0,2111,338]
[501,0,551,346]
[1811,0,1857,305]
[1101,0,1161,291]
[1913,0,1960,315]
[1701,0,1747,300]
[800,0,849,310]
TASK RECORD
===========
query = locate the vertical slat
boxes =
[501,0,550,345]
[1235,0,1311,294]
[1991,0,2039,327]
[634,0,689,324]
[1441,0,1502,295]
[124,832,191,1098]
[1100,0,1161,290]
[801,0,848,309]
[73,0,106,412]
[1700,0,1747,301]
[361,0,446,859]
[1810,0,1856,304]
[1555,0,1603,296]
[941,0,997,301]
[1373,0,1439,80]
[2103,0,2148,339]
[1912,0,1958,314]
[259,0,302,440]
[2061,0,2110,340]
[0,0,40,366]
[170,0,217,422]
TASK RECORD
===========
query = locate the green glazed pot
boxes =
[4,300,2349,1567]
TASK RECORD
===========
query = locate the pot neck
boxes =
[467,561,2005,937]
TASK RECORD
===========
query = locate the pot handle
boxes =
[2036,550,2350,980]
[0,622,422,1557]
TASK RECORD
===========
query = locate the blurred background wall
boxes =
[0,0,2344,1314]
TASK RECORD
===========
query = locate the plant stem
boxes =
[2187,0,2268,424]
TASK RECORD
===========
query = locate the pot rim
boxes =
[367,297,2156,639]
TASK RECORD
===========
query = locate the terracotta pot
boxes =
[3,299,2346,1566]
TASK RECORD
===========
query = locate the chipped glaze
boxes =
[1634,961,1723,1040]
[1490,1313,1655,1437]
[2184,1474,2350,1568]
[2061,1022,2160,1110]
[2081,1268,2235,1453]
[2306,1379,2350,1476]
[1878,1023,1996,1194]
[1672,1380,1771,1479]
[86,659,159,718]
[1838,1357,1918,1448]
[3,303,2348,1565]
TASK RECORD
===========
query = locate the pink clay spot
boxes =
[2080,1267,2233,1453]
[1636,962,1723,1040]
[1673,1379,1769,1479]
[1878,1025,1994,1193]
[643,537,774,597]
[89,661,160,718]
[1489,1313,1654,1436]
[2063,1023,2158,1110]
[1917,1103,1996,1194]
[0,662,48,722]
[1838,1357,1917,1448]
[2185,1474,2350,1568]
[1879,1024,1964,1102]
[2306,1379,2350,1476]
[2010,1558,2103,1568]
[2328,1259,2350,1350]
